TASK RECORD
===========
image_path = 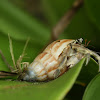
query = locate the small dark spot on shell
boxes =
[56,40,60,42]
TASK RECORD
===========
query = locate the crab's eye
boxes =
[75,41,79,44]
[78,38,83,43]
[75,38,83,44]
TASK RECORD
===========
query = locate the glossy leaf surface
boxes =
[85,0,100,31]
[0,59,85,100]
[82,73,100,100]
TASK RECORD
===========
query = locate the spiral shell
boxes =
[20,38,100,82]
[22,39,76,81]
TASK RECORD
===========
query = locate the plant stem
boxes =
[50,0,84,42]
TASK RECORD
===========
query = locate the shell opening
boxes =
[19,69,37,82]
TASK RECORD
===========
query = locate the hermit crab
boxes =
[0,37,100,82]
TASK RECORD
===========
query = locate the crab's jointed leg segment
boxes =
[72,44,100,72]
[85,53,90,66]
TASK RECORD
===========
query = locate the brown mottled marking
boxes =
[49,55,58,62]
[39,52,47,59]
[50,40,61,50]
[37,68,45,74]
[44,41,57,53]
[41,53,52,64]
[37,72,47,77]
[53,39,72,52]
[43,56,57,68]
[56,40,61,42]
[48,65,58,73]
[59,67,68,76]
[50,41,58,49]
[53,44,60,53]
[43,60,50,67]
[50,54,58,61]
[60,39,72,45]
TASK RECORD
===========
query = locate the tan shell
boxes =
[22,38,100,81]
[24,39,75,81]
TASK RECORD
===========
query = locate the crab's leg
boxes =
[72,44,100,72]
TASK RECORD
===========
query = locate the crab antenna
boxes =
[8,34,16,70]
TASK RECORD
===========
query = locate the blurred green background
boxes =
[0,0,100,68]
[0,0,100,100]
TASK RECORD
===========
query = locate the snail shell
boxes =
[21,39,82,81]
[19,38,100,82]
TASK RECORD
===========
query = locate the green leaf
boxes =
[77,58,99,85]
[64,59,99,100]
[0,32,42,71]
[82,73,100,100]
[0,0,50,44]
[0,58,85,100]
[65,84,85,100]
[85,0,100,31]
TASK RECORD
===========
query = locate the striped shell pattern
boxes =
[22,39,75,81]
